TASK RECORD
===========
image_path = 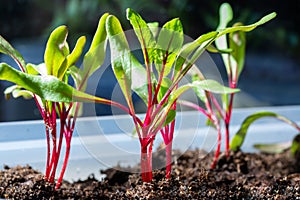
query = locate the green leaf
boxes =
[229,22,246,79]
[218,12,277,36]
[206,44,232,54]
[68,65,83,89]
[4,83,35,100]
[106,15,135,110]
[126,8,156,64]
[44,25,69,78]
[147,22,159,38]
[253,142,291,154]
[291,134,300,158]
[0,35,26,70]
[61,35,86,79]
[156,18,183,76]
[0,63,112,105]
[173,31,218,80]
[26,63,47,76]
[192,80,240,94]
[163,109,176,126]
[217,3,233,30]
[83,13,109,81]
[191,74,206,103]
[11,87,33,99]
[230,111,300,151]
[215,4,276,76]
[157,77,172,102]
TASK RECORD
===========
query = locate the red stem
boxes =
[165,139,172,179]
[55,139,71,189]
[210,119,221,169]
[140,138,153,182]
[44,117,51,179]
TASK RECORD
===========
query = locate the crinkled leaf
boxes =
[230,111,300,151]
[126,8,156,64]
[0,35,26,70]
[44,25,69,78]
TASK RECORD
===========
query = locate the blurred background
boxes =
[0,0,299,121]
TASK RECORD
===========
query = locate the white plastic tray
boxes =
[0,105,299,182]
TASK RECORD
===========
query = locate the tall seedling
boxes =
[0,13,110,189]
[188,3,276,168]
[106,9,240,181]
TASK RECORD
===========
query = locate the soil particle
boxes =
[0,150,299,199]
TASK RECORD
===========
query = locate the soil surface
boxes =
[0,149,300,199]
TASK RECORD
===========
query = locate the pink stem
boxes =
[140,138,153,182]
[55,138,71,189]
[165,139,172,179]
[210,119,221,169]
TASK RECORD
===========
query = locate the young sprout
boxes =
[105,8,239,182]
[188,3,276,168]
[0,13,110,189]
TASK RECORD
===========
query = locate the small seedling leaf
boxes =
[0,63,112,105]
[230,111,300,151]
[83,13,109,82]
[156,18,183,76]
[0,35,26,70]
[291,134,300,159]
[253,142,291,154]
[127,8,156,64]
[44,26,69,78]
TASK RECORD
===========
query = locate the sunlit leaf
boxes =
[253,142,291,154]
[230,111,300,151]
[173,31,218,81]
[229,22,246,79]
[192,80,239,94]
[0,63,112,105]
[156,18,183,76]
[163,109,176,126]
[0,35,26,70]
[126,8,156,64]
[44,26,69,78]
[83,13,109,82]
[291,134,300,159]
[147,22,159,38]
[60,35,86,79]
[157,77,172,102]
[26,63,47,76]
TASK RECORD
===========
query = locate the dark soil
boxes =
[0,149,300,199]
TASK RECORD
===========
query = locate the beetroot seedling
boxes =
[0,13,111,189]
[188,3,276,168]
